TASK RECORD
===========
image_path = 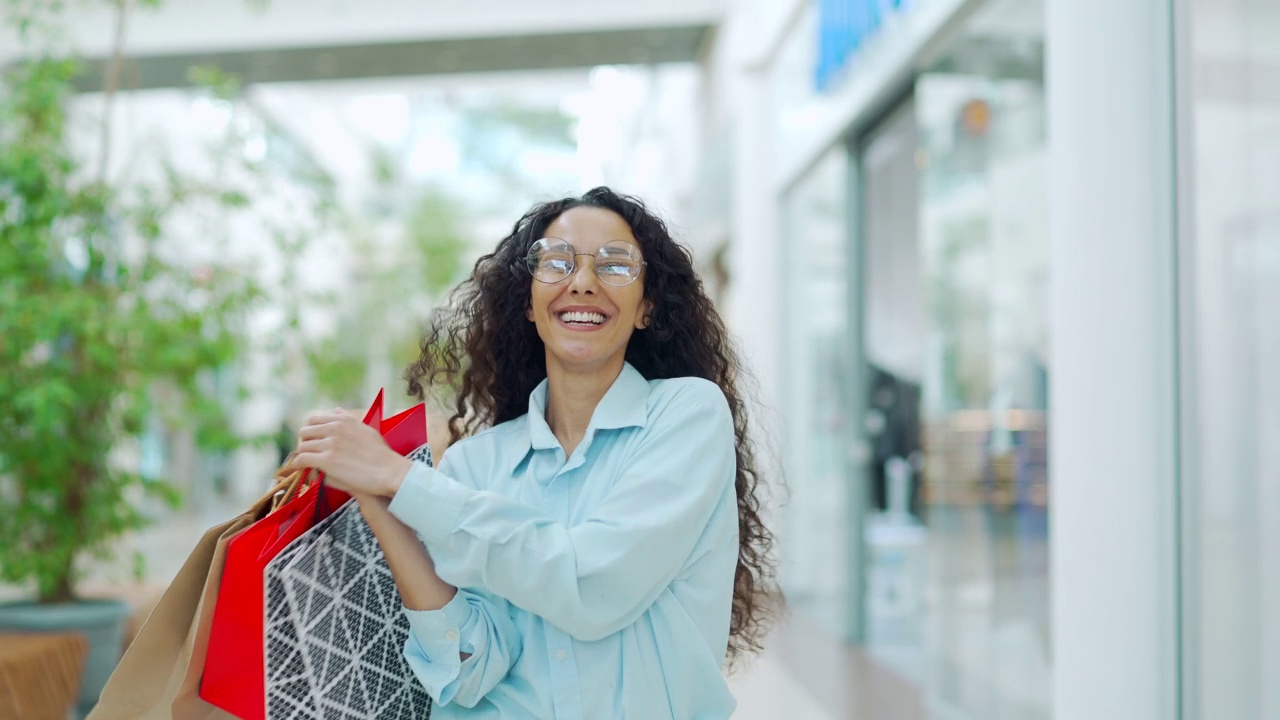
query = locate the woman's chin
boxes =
[548,343,623,372]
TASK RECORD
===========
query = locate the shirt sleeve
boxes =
[401,587,522,708]
[396,451,522,708]
[387,380,736,642]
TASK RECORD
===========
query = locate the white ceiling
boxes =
[2,0,727,61]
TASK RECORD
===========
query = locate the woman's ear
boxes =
[527,306,535,322]
[635,299,655,330]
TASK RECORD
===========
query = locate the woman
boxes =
[287,187,776,719]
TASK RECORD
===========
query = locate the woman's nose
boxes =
[568,255,599,293]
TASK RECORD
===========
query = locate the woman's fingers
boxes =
[295,438,332,455]
[300,409,345,428]
[286,452,320,473]
[297,421,340,441]
[297,408,359,440]
[285,407,399,497]
[285,438,333,471]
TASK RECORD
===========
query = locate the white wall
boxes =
[690,0,806,599]
[702,0,803,414]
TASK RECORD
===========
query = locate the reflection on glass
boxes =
[861,101,930,668]
[911,9,1050,716]
[915,71,1050,720]
[781,147,852,635]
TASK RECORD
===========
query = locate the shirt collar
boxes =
[526,362,650,453]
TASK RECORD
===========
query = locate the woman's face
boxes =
[527,206,652,376]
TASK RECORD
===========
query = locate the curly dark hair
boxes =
[404,186,777,662]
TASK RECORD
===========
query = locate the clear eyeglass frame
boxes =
[524,237,646,287]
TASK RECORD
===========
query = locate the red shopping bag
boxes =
[380,397,427,455]
[199,389,426,720]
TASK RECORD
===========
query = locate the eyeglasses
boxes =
[525,238,646,287]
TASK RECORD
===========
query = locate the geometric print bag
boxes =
[264,444,434,720]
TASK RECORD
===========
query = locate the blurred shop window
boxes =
[861,101,930,660]
[914,67,1050,720]
[907,0,1050,715]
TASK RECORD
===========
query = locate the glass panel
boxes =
[1183,0,1280,717]
[915,70,1050,720]
[781,146,853,634]
[910,1,1050,715]
[861,101,930,674]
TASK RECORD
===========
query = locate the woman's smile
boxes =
[554,305,612,331]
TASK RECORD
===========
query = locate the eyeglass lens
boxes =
[526,239,643,286]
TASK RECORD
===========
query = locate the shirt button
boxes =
[554,649,567,661]
[445,631,457,641]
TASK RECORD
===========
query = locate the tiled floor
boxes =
[742,612,929,720]
[727,644,834,720]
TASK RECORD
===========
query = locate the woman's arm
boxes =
[350,494,522,708]
[387,380,736,642]
[354,493,458,612]
[290,379,735,645]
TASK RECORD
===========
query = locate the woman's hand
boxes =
[286,409,413,498]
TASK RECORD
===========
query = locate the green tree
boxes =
[0,7,267,602]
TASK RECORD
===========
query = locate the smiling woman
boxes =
[525,207,653,379]
[288,186,778,720]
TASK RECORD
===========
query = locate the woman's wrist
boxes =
[356,492,392,526]
[378,453,414,498]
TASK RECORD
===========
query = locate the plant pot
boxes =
[0,598,132,719]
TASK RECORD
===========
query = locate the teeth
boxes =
[558,311,606,325]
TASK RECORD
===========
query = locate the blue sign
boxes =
[815,0,912,92]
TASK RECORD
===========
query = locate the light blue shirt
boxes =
[386,362,739,719]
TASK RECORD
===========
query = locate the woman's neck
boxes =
[544,359,624,457]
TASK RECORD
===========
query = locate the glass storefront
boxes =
[779,0,1049,717]
[858,3,1050,714]
[1181,0,1280,717]
[775,0,1280,716]
[860,100,928,660]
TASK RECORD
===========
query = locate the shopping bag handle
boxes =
[270,467,313,513]
[250,468,309,522]
[266,464,339,528]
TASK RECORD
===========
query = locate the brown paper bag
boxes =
[88,483,287,720]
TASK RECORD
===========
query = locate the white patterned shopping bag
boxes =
[264,444,434,720]
[264,500,347,719]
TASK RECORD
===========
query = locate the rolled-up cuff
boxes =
[401,591,483,706]
[403,589,473,645]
